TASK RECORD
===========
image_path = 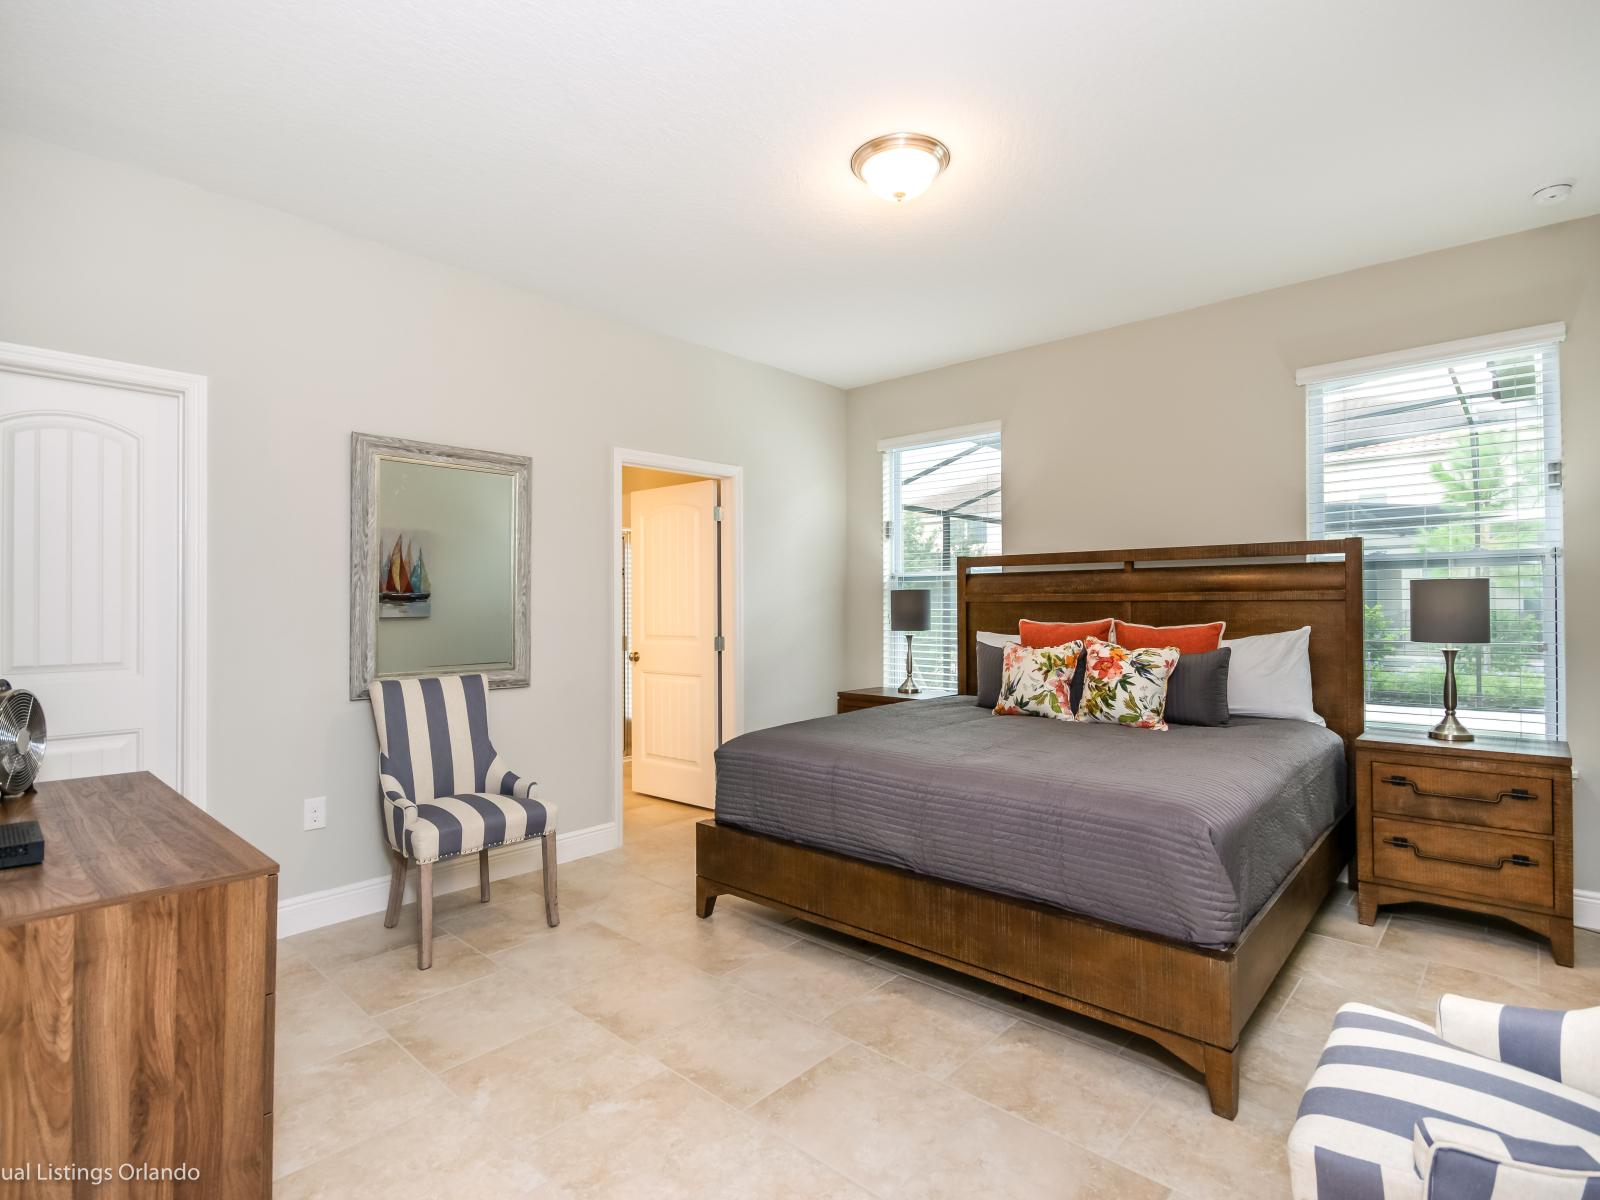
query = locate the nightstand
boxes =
[836,686,957,714]
[1354,729,1574,966]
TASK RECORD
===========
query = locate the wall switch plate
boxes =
[303,796,327,831]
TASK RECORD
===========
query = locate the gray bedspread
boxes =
[713,698,1347,947]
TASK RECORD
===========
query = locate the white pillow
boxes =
[1220,626,1324,725]
[976,631,1020,648]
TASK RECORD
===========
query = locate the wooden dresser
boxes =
[0,772,279,1197]
[1354,730,1574,966]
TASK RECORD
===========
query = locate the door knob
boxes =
[628,651,640,663]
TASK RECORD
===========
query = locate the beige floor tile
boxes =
[1281,931,1427,1014]
[826,974,1014,1078]
[436,888,562,955]
[493,919,647,993]
[640,993,847,1107]
[1112,1076,1293,1200]
[273,1038,457,1178]
[274,1105,561,1199]
[329,932,497,1016]
[730,938,896,1021]
[274,959,385,1075]
[599,822,698,891]
[378,969,573,1073]
[530,1070,869,1199]
[559,949,730,1043]
[623,795,705,833]
[785,917,886,963]
[752,1043,1167,1199]
[1541,928,1600,997]
[1417,959,1587,1013]
[589,874,701,946]
[440,1013,665,1133]
[651,909,802,975]
[949,1021,1167,1154]
[283,911,418,971]
[1379,904,1543,977]
[1307,886,1389,947]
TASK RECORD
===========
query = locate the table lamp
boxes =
[1410,577,1491,743]
[890,588,932,694]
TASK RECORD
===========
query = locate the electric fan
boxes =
[0,680,46,798]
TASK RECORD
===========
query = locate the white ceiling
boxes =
[3,0,1596,388]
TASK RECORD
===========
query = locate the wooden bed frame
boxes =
[694,539,1363,1118]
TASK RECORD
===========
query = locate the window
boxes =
[881,425,1002,691]
[1302,325,1564,739]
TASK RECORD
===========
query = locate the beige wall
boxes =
[847,215,1600,887]
[0,134,847,900]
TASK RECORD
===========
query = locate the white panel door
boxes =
[0,368,181,786]
[630,479,719,808]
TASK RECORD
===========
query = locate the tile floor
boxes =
[274,777,1600,1199]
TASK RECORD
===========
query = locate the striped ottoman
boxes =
[1287,999,1600,1199]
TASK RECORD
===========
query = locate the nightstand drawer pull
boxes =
[1383,835,1538,871]
[1381,775,1538,806]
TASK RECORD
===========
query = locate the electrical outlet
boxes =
[303,796,327,831]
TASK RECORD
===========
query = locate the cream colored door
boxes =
[0,366,182,785]
[630,479,719,807]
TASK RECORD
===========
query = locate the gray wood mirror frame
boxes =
[349,432,531,700]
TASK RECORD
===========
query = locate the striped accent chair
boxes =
[368,674,557,969]
[1288,998,1600,1199]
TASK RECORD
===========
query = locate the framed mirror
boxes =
[349,432,531,700]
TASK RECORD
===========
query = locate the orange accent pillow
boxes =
[1113,620,1226,654]
[1019,617,1114,648]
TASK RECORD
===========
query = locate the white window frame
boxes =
[880,421,1002,692]
[1300,323,1566,740]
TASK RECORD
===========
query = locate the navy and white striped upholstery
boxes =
[1438,997,1600,1097]
[1287,1002,1600,1200]
[1414,1118,1600,1199]
[368,675,555,864]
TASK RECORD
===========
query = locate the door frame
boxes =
[611,447,742,833]
[0,341,209,807]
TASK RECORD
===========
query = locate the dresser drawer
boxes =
[1370,760,1552,834]
[1372,816,1553,910]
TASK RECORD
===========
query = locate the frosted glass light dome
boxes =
[851,134,950,203]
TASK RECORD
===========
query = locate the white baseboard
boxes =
[275,821,620,938]
[1574,889,1600,934]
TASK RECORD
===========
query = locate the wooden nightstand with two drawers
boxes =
[1354,729,1575,966]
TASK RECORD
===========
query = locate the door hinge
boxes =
[713,635,726,652]
[713,505,724,522]
[1548,460,1564,489]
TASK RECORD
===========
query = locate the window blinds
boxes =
[881,426,1002,692]
[1305,331,1564,738]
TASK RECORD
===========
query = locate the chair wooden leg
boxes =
[479,849,491,903]
[541,832,559,927]
[417,861,434,970]
[384,852,406,929]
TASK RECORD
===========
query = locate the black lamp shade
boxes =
[890,588,931,632]
[1410,578,1490,645]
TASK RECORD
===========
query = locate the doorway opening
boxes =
[612,450,741,846]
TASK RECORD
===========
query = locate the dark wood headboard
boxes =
[956,539,1365,747]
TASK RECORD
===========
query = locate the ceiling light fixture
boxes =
[1531,182,1574,206]
[850,133,951,203]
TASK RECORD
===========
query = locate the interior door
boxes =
[630,478,719,807]
[0,365,182,786]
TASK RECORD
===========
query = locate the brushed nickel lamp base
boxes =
[1428,646,1474,743]
[897,633,921,695]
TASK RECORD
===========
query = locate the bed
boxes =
[694,539,1363,1118]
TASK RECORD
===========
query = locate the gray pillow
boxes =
[975,640,1005,708]
[977,641,1089,712]
[1164,647,1231,727]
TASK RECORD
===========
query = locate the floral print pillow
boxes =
[994,640,1083,721]
[1076,637,1181,730]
